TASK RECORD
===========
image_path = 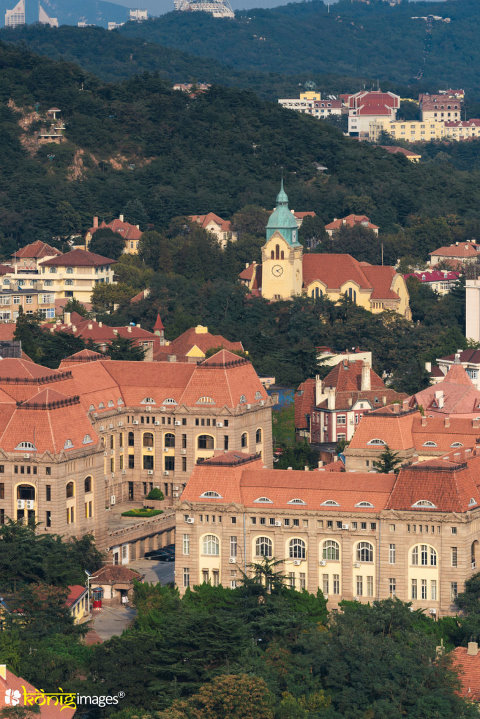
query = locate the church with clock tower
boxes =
[239,181,411,319]
[261,180,303,301]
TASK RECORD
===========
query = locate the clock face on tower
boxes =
[272,264,283,277]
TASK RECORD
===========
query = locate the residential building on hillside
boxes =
[240,182,410,317]
[344,403,480,471]
[347,90,400,136]
[188,213,237,248]
[153,323,244,362]
[380,146,421,162]
[370,118,445,142]
[403,270,461,295]
[419,93,463,122]
[176,447,480,616]
[129,8,148,20]
[324,214,379,237]
[466,278,480,343]
[294,360,406,444]
[317,346,372,368]
[428,349,480,390]
[409,364,480,419]
[40,249,116,303]
[4,0,24,27]
[0,350,272,561]
[0,286,56,321]
[430,240,480,268]
[279,92,343,119]
[85,215,143,254]
[444,119,480,140]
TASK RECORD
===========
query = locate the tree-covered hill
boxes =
[1,38,480,260]
[114,0,480,95]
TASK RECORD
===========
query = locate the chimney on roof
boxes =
[392,404,400,414]
[361,361,371,391]
[318,461,324,468]
[98,322,102,328]
[425,361,432,373]
[304,465,309,471]
[315,374,323,405]
[327,387,335,410]
[72,325,77,332]
[113,329,118,335]
[421,416,427,426]
[137,323,141,328]
[473,418,480,429]
[93,216,98,228]
[444,417,450,428]
[383,396,387,405]
[127,326,132,333]
[136,225,140,229]
[88,323,93,330]
[64,312,71,325]
[455,353,461,363]
[435,390,444,409]
[467,642,479,656]
[119,214,124,222]
[348,398,353,407]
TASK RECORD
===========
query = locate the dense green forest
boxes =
[114,0,480,93]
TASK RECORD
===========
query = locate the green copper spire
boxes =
[266,179,301,246]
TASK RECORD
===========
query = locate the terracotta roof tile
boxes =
[189,212,232,233]
[66,584,87,607]
[91,566,142,584]
[12,240,61,259]
[325,214,379,231]
[42,249,116,267]
[430,243,480,258]
[159,327,243,359]
[295,378,315,429]
[452,646,480,700]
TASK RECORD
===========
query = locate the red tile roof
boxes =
[445,120,480,128]
[153,314,164,332]
[325,214,379,232]
[295,378,315,429]
[42,249,116,267]
[348,90,400,115]
[189,213,232,233]
[90,218,142,241]
[12,240,61,259]
[91,566,142,584]
[155,326,243,360]
[380,145,421,158]
[441,349,480,365]
[430,242,480,258]
[66,584,87,607]
[452,646,480,701]
[302,255,399,301]
[0,666,75,718]
[405,270,461,282]
[411,364,480,416]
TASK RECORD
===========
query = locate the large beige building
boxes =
[0,350,272,561]
[40,248,116,303]
[370,119,445,142]
[176,449,480,616]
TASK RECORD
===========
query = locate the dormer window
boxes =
[255,391,262,400]
[355,501,374,508]
[367,439,386,446]
[200,491,223,498]
[254,497,273,504]
[163,398,177,405]
[108,400,114,407]
[288,498,306,505]
[83,434,93,444]
[64,439,74,449]
[423,441,437,447]
[89,404,95,411]
[197,397,215,404]
[142,397,156,405]
[322,500,340,506]
[412,500,436,508]
[98,403,105,409]
[239,395,247,404]
[451,442,463,448]
[469,498,477,507]
[15,441,37,451]
[118,398,124,405]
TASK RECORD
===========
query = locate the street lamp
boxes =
[84,569,91,614]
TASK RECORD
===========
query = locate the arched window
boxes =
[117,398,124,405]
[197,397,215,404]
[311,290,315,298]
[99,403,104,409]
[143,433,154,447]
[256,428,262,444]
[275,244,280,260]
[451,442,463,448]
[256,536,273,557]
[254,497,273,504]
[202,534,219,555]
[200,491,222,498]
[198,435,214,450]
[347,287,357,303]
[141,397,156,404]
[323,540,339,561]
[15,441,37,451]
[411,500,436,508]
[288,498,306,505]
[108,400,114,407]
[66,482,75,499]
[469,498,477,507]
[89,404,95,411]
[423,441,437,447]
[271,250,274,259]
[164,433,175,448]
[128,432,135,447]
[241,433,248,448]
[356,542,373,563]
[163,398,177,405]
[367,439,386,446]
[239,395,246,404]
[289,538,306,559]
[280,250,284,260]
[84,477,92,493]
[412,544,436,566]
[355,501,374,508]
[321,499,340,507]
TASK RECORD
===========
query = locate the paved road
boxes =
[129,558,175,585]
[91,605,137,642]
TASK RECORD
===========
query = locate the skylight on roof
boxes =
[469,498,477,507]
[322,500,340,506]
[64,439,74,449]
[200,491,222,499]
[142,397,156,405]
[451,442,463,448]
[197,397,215,404]
[163,398,177,405]
[412,500,436,508]
[15,441,36,451]
[367,439,386,446]
[288,498,306,505]
[254,497,273,504]
[423,441,437,447]
[355,501,374,508]
[83,434,93,444]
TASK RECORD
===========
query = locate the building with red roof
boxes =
[176,446,480,615]
[295,360,406,444]
[404,269,461,295]
[409,364,480,419]
[419,92,462,122]
[325,214,379,237]
[429,349,480,390]
[451,643,480,703]
[40,249,116,304]
[348,90,400,136]
[66,584,89,623]
[153,324,244,362]
[85,214,143,254]
[240,183,410,318]
[430,240,480,268]
[188,212,237,248]
[380,145,421,162]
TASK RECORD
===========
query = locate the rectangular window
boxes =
[183,534,190,555]
[356,576,363,597]
[421,579,427,599]
[333,574,340,594]
[128,455,135,469]
[230,536,237,558]
[224,435,229,450]
[451,582,458,601]
[370,523,376,530]
[389,578,396,597]
[288,572,295,589]
[0,483,4,500]
[46,485,51,501]
[183,567,190,588]
[284,518,290,526]
[385,545,394,568]
[251,517,256,525]
[299,572,306,590]
[143,455,154,470]
[260,517,266,525]
[337,414,346,425]
[46,511,51,528]
[352,521,357,529]
[366,576,374,597]
[120,455,124,470]
[293,519,299,527]
[431,580,437,601]
[389,524,395,532]
[165,456,175,471]
[231,517,237,524]
[361,522,367,530]
[323,574,329,596]
[451,547,458,567]
[451,527,457,535]
[411,579,417,599]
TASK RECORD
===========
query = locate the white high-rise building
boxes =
[466,279,480,343]
[38,3,58,27]
[129,9,148,20]
[5,0,25,27]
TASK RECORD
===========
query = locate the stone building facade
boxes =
[176,450,480,617]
